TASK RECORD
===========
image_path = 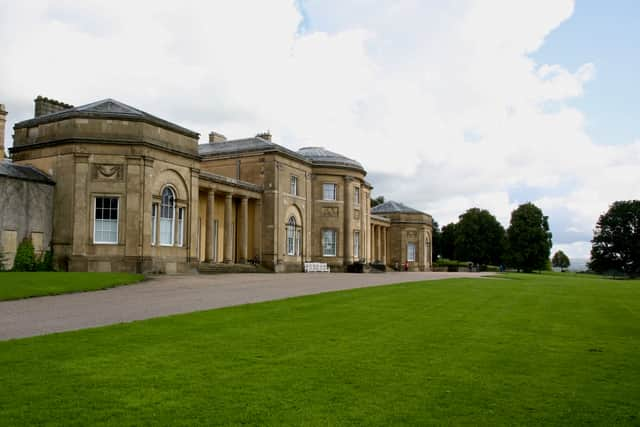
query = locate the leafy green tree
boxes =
[589,200,640,277]
[12,238,37,271]
[551,250,570,272]
[440,223,457,260]
[454,208,506,266]
[506,203,552,272]
[370,196,385,207]
[431,220,442,260]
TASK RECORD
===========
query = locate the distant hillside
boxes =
[568,258,589,272]
[552,258,589,272]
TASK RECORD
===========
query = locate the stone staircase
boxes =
[197,263,271,274]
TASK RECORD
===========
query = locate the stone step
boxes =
[198,263,271,274]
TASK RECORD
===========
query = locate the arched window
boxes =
[287,216,297,256]
[159,187,176,245]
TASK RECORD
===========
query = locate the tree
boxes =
[440,223,457,260]
[506,203,552,272]
[431,220,442,260]
[589,200,640,277]
[552,250,570,272]
[370,196,385,207]
[454,208,506,266]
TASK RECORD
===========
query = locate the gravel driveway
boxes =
[0,271,493,340]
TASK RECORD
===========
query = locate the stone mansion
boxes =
[0,97,433,273]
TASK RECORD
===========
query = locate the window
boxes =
[323,183,337,200]
[322,229,337,257]
[287,216,297,256]
[160,187,176,246]
[94,197,119,244]
[177,207,185,247]
[407,242,416,262]
[354,187,360,205]
[354,230,360,259]
[290,175,298,196]
[151,203,158,245]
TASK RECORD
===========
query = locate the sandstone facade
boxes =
[3,96,433,273]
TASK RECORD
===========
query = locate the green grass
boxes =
[1,273,639,425]
[0,272,145,300]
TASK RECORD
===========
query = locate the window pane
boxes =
[151,203,157,245]
[323,184,336,200]
[354,231,360,258]
[323,230,336,256]
[94,197,118,244]
[408,243,416,262]
[160,188,175,245]
[177,208,184,247]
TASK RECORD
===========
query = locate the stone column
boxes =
[253,198,262,263]
[205,190,216,262]
[223,193,233,264]
[382,226,387,265]
[240,196,249,263]
[72,154,89,258]
[371,224,375,261]
[376,225,382,263]
[343,177,353,265]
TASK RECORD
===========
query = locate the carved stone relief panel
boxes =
[322,207,339,217]
[354,210,360,220]
[92,164,123,181]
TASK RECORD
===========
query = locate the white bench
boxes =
[304,262,330,272]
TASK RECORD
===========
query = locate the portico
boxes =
[198,171,262,265]
[370,216,391,264]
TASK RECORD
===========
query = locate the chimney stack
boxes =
[208,131,227,144]
[34,96,73,118]
[0,104,7,159]
[256,131,272,141]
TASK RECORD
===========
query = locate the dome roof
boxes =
[297,147,364,171]
[371,200,424,214]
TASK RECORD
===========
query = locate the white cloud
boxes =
[1,0,638,261]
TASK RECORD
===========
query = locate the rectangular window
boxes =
[94,197,119,244]
[151,203,158,245]
[354,187,360,205]
[407,242,416,262]
[354,230,360,259]
[323,183,337,200]
[322,229,337,257]
[290,175,298,196]
[177,207,185,247]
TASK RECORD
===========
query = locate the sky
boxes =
[0,0,638,260]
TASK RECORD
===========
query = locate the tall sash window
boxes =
[160,187,175,246]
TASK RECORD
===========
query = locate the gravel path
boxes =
[0,271,493,340]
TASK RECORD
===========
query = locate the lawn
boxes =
[1,273,639,425]
[0,272,145,300]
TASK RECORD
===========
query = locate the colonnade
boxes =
[204,189,261,264]
[370,223,389,264]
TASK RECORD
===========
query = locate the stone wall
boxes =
[0,175,54,269]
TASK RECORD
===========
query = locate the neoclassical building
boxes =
[1,96,433,273]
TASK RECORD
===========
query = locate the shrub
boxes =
[12,238,36,271]
[36,250,54,271]
[434,258,467,268]
[0,251,7,272]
